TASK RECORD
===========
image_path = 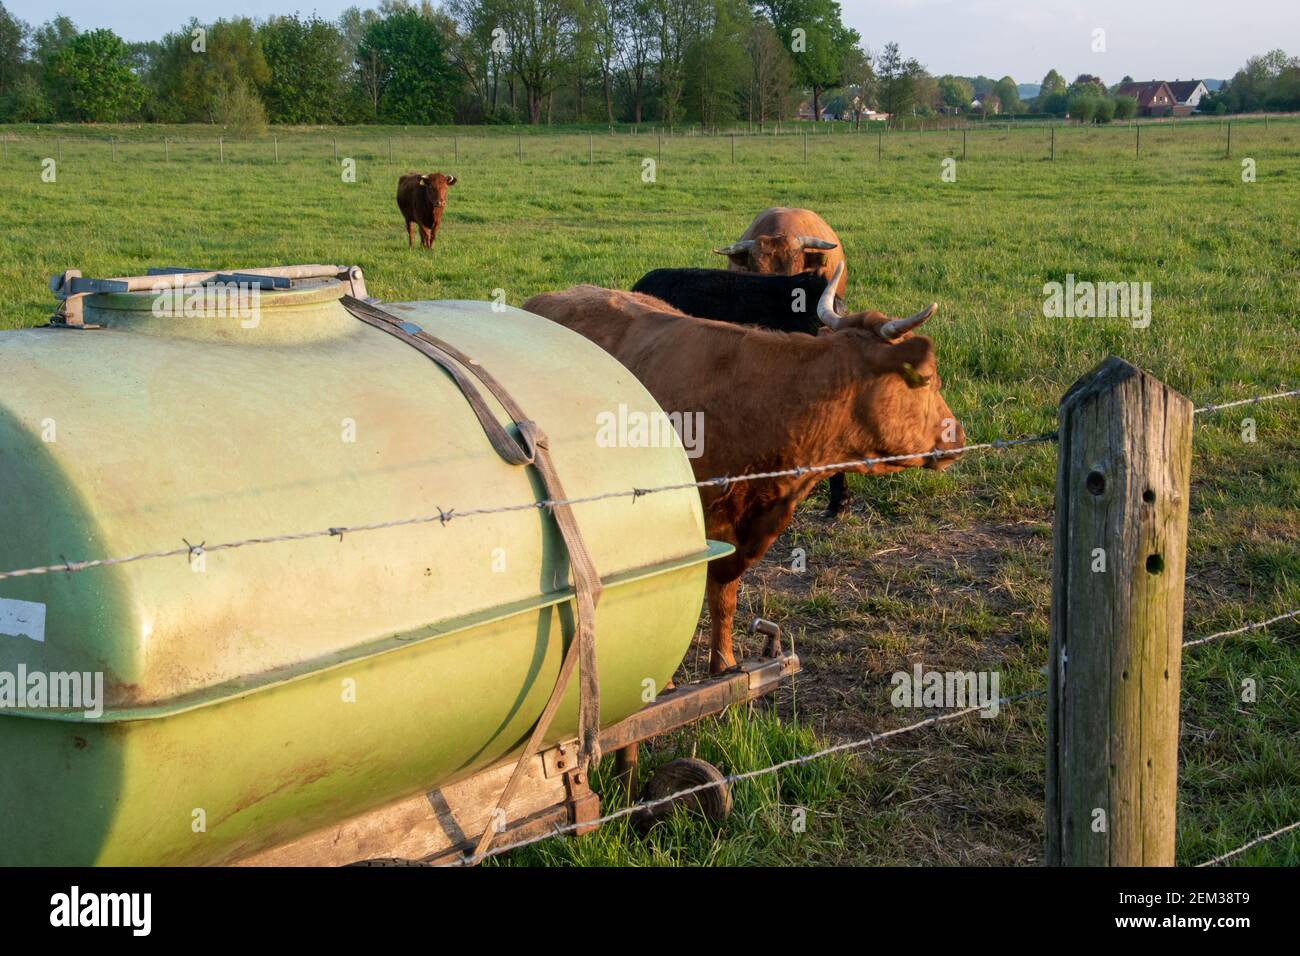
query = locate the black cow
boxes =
[630,268,852,518]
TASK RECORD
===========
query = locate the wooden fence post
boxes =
[1047,356,1193,866]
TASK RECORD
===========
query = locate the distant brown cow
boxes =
[714,207,848,298]
[525,263,964,674]
[396,171,457,249]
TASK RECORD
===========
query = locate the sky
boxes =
[5,0,1297,85]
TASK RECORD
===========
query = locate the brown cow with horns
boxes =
[713,207,848,298]
[396,171,457,250]
[525,263,964,674]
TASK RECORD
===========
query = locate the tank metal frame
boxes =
[233,637,799,867]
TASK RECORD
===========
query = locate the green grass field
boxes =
[2,117,1297,866]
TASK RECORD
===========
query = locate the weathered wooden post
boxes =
[1047,356,1193,866]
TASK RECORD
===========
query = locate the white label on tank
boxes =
[0,599,46,643]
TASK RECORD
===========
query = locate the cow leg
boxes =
[421,225,433,249]
[825,474,851,518]
[706,575,739,674]
[406,221,414,248]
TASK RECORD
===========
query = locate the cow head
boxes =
[417,172,457,208]
[713,234,838,276]
[816,264,964,472]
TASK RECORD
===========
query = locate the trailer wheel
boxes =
[637,757,732,828]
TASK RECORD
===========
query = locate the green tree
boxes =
[212,76,267,136]
[358,8,460,124]
[1036,68,1066,106]
[259,15,347,124]
[47,29,144,121]
[1113,95,1136,120]
[992,75,1020,113]
[937,75,973,110]
[0,2,28,98]
[756,0,859,121]
[153,18,270,123]
[683,0,748,127]
[876,41,921,118]
[494,0,579,124]
[742,13,791,129]
[1067,90,1099,122]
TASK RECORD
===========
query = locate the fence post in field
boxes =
[731,132,736,164]
[1050,126,1055,161]
[219,137,223,164]
[1046,356,1193,866]
[274,136,279,164]
[164,138,169,162]
[1136,124,1141,159]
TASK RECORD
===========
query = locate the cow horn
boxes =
[713,240,756,256]
[798,237,838,250]
[878,303,938,341]
[816,262,846,330]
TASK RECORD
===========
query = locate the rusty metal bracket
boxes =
[543,738,582,779]
[750,617,782,657]
[563,768,601,836]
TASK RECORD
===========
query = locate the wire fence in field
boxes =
[441,598,1300,868]
[4,113,1299,172]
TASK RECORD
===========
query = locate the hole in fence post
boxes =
[1085,471,1105,496]
[1143,488,1155,503]
[1146,554,1165,575]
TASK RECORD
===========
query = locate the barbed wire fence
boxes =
[0,386,1295,866]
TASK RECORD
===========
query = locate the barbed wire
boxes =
[0,432,1057,582]
[1193,388,1300,416]
[443,689,1047,867]
[0,383,1293,585]
[1183,608,1300,649]
[1196,819,1300,867]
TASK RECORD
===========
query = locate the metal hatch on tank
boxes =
[0,263,760,866]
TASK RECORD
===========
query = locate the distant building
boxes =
[1114,81,1184,117]
[1167,80,1210,111]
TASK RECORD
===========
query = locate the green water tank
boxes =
[0,272,725,865]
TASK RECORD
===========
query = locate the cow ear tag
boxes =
[899,363,931,389]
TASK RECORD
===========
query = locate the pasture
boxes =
[1,117,1297,865]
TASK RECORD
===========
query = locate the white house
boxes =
[1167,80,1210,110]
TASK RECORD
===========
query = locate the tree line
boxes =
[0,0,874,130]
[0,1,1295,130]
